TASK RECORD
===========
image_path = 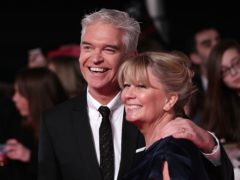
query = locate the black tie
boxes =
[98,106,114,180]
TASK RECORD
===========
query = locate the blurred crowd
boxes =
[0,44,87,180]
[0,1,240,179]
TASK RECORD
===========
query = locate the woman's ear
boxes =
[163,93,178,111]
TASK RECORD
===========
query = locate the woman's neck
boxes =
[143,112,174,149]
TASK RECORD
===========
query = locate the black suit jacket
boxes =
[38,91,234,180]
[38,91,144,180]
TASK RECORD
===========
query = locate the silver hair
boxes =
[81,8,141,53]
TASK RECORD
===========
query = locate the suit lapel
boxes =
[72,92,102,180]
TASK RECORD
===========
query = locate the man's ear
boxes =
[190,52,202,65]
[163,93,178,111]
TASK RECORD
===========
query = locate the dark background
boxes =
[1,0,239,82]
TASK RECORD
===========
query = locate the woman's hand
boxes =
[5,139,31,162]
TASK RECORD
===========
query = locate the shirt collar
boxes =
[87,87,122,112]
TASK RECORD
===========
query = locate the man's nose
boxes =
[92,50,103,63]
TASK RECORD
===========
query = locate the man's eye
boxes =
[82,45,91,50]
[105,48,115,53]
[202,41,211,48]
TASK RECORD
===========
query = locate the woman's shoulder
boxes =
[150,136,209,179]
[148,136,201,161]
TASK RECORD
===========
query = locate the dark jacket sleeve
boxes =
[38,113,62,180]
[203,144,234,180]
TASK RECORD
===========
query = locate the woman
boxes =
[202,39,240,143]
[47,56,86,98]
[118,51,209,179]
[5,67,67,180]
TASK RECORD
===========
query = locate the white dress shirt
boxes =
[87,89,124,180]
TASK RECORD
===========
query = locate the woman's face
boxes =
[12,84,29,117]
[221,48,240,90]
[121,67,169,127]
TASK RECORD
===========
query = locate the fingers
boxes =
[160,119,193,137]
[5,139,31,162]
[172,130,193,140]
[160,118,214,153]
[161,118,199,145]
[5,139,18,154]
[5,139,23,159]
[5,143,19,160]
[6,138,18,145]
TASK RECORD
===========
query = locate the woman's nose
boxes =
[125,86,136,98]
[12,93,17,102]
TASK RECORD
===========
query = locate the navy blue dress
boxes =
[123,136,210,180]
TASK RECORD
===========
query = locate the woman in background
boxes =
[4,67,67,180]
[47,45,86,98]
[202,39,240,144]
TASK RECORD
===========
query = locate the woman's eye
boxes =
[137,84,146,88]
[123,83,130,88]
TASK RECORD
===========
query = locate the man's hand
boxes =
[159,117,215,153]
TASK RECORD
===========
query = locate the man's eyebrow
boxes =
[105,44,120,50]
[81,41,121,50]
[81,41,91,45]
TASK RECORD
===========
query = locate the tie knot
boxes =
[98,106,110,119]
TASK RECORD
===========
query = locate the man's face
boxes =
[195,28,220,64]
[79,22,128,96]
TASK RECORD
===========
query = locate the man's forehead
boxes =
[195,29,219,43]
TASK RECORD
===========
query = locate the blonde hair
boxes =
[118,51,196,117]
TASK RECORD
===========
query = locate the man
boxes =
[38,9,233,180]
[190,26,220,90]
[188,26,221,121]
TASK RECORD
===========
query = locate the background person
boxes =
[47,44,86,98]
[186,25,221,122]
[202,39,240,143]
[201,39,240,179]
[4,67,67,180]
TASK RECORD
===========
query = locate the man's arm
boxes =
[156,118,234,180]
[201,143,234,180]
[158,118,215,153]
[38,114,61,180]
